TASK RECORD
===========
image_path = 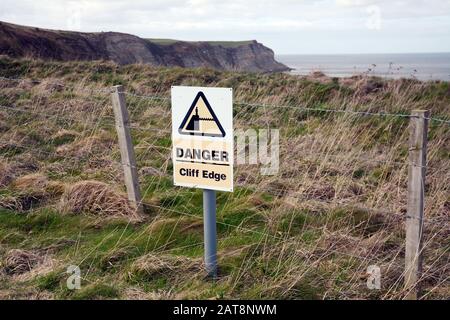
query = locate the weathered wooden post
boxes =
[111,85,143,214]
[405,110,429,300]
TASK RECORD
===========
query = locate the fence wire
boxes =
[1,75,450,125]
[1,104,446,227]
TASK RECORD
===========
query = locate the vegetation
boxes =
[146,39,254,48]
[0,56,448,300]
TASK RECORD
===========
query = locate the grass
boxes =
[0,56,449,300]
[146,39,254,48]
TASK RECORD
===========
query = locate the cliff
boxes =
[0,21,289,73]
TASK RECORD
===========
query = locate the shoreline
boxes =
[276,52,450,82]
[282,70,450,83]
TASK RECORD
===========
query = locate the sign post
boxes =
[203,189,217,277]
[171,86,233,278]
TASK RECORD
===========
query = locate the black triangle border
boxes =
[178,91,226,138]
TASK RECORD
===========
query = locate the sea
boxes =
[276,53,450,82]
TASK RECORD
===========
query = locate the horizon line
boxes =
[277,51,450,56]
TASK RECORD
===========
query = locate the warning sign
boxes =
[178,92,226,137]
[172,86,233,192]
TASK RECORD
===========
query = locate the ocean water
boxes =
[276,53,450,81]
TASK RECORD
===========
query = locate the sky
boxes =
[1,0,450,54]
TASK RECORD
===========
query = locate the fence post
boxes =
[405,110,429,300]
[111,85,143,214]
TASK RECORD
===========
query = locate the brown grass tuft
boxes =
[35,79,64,94]
[0,173,64,211]
[122,287,175,300]
[0,196,23,211]
[0,161,14,187]
[60,180,140,219]
[3,249,43,275]
[131,253,201,279]
[55,132,114,158]
[13,173,48,190]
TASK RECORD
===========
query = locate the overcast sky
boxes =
[1,0,450,54]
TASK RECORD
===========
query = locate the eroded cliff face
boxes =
[0,21,289,73]
[154,41,289,72]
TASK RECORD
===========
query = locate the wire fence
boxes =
[1,76,448,218]
[2,75,450,124]
[1,74,449,299]
[124,90,450,125]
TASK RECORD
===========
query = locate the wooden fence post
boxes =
[405,110,429,300]
[111,85,143,214]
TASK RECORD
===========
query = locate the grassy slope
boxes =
[0,57,449,300]
[147,39,254,48]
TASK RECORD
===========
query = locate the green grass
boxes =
[71,283,120,300]
[0,200,321,299]
[35,271,65,291]
[147,39,254,48]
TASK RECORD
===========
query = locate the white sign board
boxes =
[171,86,234,192]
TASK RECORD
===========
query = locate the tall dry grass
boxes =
[0,57,448,299]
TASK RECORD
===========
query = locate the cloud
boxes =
[0,0,449,54]
[336,0,377,7]
[1,0,449,32]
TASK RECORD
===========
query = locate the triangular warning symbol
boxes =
[178,91,226,137]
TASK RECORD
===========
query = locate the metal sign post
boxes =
[203,189,217,277]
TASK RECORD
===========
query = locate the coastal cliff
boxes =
[0,21,289,73]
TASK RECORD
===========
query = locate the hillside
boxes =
[0,21,289,73]
[0,57,449,300]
